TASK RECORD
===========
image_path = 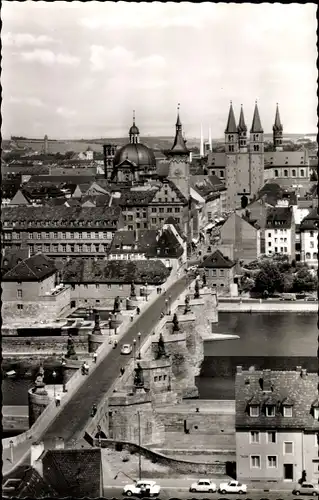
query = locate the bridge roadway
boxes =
[41,275,190,444]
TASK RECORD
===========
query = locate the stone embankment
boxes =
[218,298,318,312]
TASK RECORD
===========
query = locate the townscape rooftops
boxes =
[3,465,58,499]
[109,229,158,253]
[2,253,57,282]
[300,207,319,230]
[2,205,122,228]
[62,258,170,284]
[207,152,226,167]
[190,175,225,198]
[1,247,30,273]
[118,188,158,206]
[199,249,235,269]
[235,369,319,431]
[146,226,184,258]
[264,150,308,166]
[42,448,102,498]
[164,216,186,240]
[266,206,293,229]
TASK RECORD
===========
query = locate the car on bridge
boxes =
[189,479,217,493]
[292,482,319,496]
[121,343,133,355]
[123,480,161,497]
[219,480,247,494]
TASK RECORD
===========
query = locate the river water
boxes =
[2,312,317,406]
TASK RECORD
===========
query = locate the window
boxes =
[254,145,259,152]
[212,269,217,277]
[96,284,100,289]
[268,233,271,237]
[267,431,276,443]
[250,405,259,417]
[159,208,164,213]
[266,405,275,417]
[310,231,314,237]
[167,207,172,213]
[310,241,314,248]
[17,289,22,298]
[267,456,277,468]
[17,304,24,310]
[154,376,158,382]
[119,284,123,290]
[229,145,234,152]
[220,170,224,178]
[152,207,157,212]
[54,232,58,239]
[44,244,50,252]
[284,442,293,455]
[314,408,319,420]
[292,169,296,177]
[37,232,41,239]
[284,170,288,177]
[250,431,260,444]
[219,269,224,276]
[128,215,133,221]
[152,218,157,224]
[175,208,180,213]
[175,217,180,223]
[62,244,67,252]
[300,169,304,177]
[250,456,261,469]
[45,232,50,239]
[107,284,111,290]
[86,232,91,239]
[268,242,271,247]
[284,247,287,252]
[283,406,292,417]
[95,232,99,239]
[274,170,278,177]
[306,252,311,259]
[78,232,82,239]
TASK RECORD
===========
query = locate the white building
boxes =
[300,208,319,268]
[265,206,295,260]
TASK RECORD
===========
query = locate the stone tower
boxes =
[273,103,283,152]
[43,134,49,154]
[129,110,140,144]
[167,104,190,201]
[103,144,117,179]
[249,101,265,198]
[224,102,239,211]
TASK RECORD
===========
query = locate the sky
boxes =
[1,2,317,140]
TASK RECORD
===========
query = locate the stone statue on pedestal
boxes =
[184,295,191,315]
[156,333,167,359]
[202,273,207,286]
[65,333,78,360]
[194,280,200,299]
[172,313,180,333]
[133,362,144,388]
[92,309,102,335]
[33,363,47,394]
[130,281,136,299]
[113,296,121,313]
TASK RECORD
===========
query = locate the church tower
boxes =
[237,105,247,152]
[273,103,283,151]
[225,102,239,211]
[129,110,140,144]
[249,101,264,198]
[167,105,190,200]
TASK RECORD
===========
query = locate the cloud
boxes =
[2,32,55,47]
[56,107,76,118]
[89,45,166,72]
[20,49,80,66]
[9,96,44,107]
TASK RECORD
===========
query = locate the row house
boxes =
[265,206,295,261]
[218,212,262,264]
[300,208,319,268]
[199,249,236,292]
[1,205,124,262]
[236,366,319,485]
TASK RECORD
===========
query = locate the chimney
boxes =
[236,365,243,374]
[301,368,307,378]
[31,441,45,476]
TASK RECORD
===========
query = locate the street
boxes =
[103,486,301,499]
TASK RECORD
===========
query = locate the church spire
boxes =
[273,103,283,131]
[250,100,263,133]
[225,101,237,134]
[238,105,247,152]
[237,105,247,132]
[169,104,189,155]
[129,109,140,144]
[273,103,283,151]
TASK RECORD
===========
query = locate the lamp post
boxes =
[9,440,14,463]
[145,282,148,301]
[114,313,117,335]
[133,339,136,365]
[52,370,56,399]
[137,411,142,480]
[137,332,141,360]
[165,299,168,315]
[168,294,172,315]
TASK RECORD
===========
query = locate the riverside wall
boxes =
[218,299,318,312]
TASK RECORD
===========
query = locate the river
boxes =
[2,312,317,406]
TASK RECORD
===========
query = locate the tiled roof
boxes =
[2,205,122,228]
[81,193,111,207]
[199,249,235,269]
[118,188,158,206]
[42,448,102,498]
[264,150,308,166]
[3,466,58,498]
[1,247,30,273]
[235,368,319,431]
[62,258,170,284]
[146,227,184,258]
[1,179,21,199]
[207,152,226,167]
[190,175,225,198]
[2,165,50,175]
[300,207,319,230]
[164,216,186,240]
[109,229,158,254]
[2,253,57,282]
[164,179,188,204]
[225,103,237,134]
[266,206,293,229]
[28,174,96,185]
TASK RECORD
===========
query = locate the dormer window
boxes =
[314,408,319,420]
[266,405,276,417]
[283,406,292,417]
[250,405,259,417]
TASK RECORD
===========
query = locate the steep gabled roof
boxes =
[167,109,189,155]
[146,227,184,258]
[164,216,186,240]
[2,253,57,282]
[109,229,158,254]
[199,249,235,269]
[273,103,283,132]
[237,105,247,133]
[300,207,319,231]
[225,102,237,134]
[250,102,264,133]
[266,206,293,229]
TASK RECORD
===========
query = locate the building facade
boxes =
[199,250,235,292]
[265,206,295,260]
[300,208,319,268]
[219,212,261,264]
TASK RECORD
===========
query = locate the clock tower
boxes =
[167,105,190,201]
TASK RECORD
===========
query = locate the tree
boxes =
[293,267,317,292]
[310,170,318,181]
[254,261,285,295]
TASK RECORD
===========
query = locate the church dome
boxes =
[129,123,140,135]
[113,143,156,169]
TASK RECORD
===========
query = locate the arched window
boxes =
[306,252,311,259]
[220,170,224,178]
[254,145,259,152]
[300,169,304,177]
[313,252,317,259]
[284,170,288,177]
[212,170,216,176]
[274,169,278,177]
[292,169,296,177]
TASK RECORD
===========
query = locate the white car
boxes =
[219,480,247,494]
[121,343,132,355]
[189,479,217,493]
[123,480,161,497]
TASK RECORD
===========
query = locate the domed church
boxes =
[111,111,156,183]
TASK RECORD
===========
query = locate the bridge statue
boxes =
[130,281,136,299]
[202,273,207,286]
[194,279,200,299]
[133,362,144,388]
[92,309,102,335]
[172,313,180,332]
[113,296,121,313]
[33,363,47,394]
[184,295,191,314]
[65,333,78,360]
[157,332,167,359]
